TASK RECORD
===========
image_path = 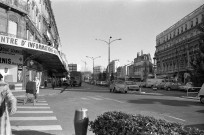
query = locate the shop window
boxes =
[8,20,17,37]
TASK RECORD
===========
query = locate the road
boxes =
[12,83,204,135]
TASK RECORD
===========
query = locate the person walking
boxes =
[34,76,40,101]
[0,73,17,135]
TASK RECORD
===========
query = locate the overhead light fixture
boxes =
[4,67,8,73]
[30,60,34,65]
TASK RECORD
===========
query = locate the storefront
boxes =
[0,34,67,90]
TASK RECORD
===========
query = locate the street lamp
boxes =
[81,60,87,71]
[86,56,101,81]
[96,36,122,82]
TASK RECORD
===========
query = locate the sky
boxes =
[51,0,204,72]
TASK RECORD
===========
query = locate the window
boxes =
[177,29,179,35]
[8,20,17,37]
[196,18,198,25]
[185,24,187,31]
[191,21,193,28]
[181,26,183,33]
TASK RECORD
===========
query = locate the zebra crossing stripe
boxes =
[33,103,49,105]
[17,106,50,109]
[37,101,47,103]
[11,125,62,131]
[10,116,57,121]
[16,111,53,113]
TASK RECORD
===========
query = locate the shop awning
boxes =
[22,48,68,75]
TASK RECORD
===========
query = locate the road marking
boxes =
[37,101,47,103]
[162,114,186,122]
[12,125,62,131]
[10,116,57,121]
[17,106,50,109]
[33,103,49,105]
[81,97,90,100]
[96,96,125,103]
[87,96,103,100]
[16,111,53,113]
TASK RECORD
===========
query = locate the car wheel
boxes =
[167,87,171,91]
[200,96,204,104]
[125,91,127,93]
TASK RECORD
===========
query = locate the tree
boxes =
[189,38,204,87]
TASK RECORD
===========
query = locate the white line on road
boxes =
[12,125,62,131]
[162,114,186,122]
[16,111,53,113]
[10,117,57,121]
[96,96,125,103]
[33,103,49,105]
[87,96,103,100]
[17,106,50,109]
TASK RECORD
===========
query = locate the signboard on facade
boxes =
[0,53,23,65]
[0,35,62,61]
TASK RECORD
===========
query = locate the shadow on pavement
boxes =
[185,123,204,130]
[128,98,203,107]
[59,88,109,94]
[12,130,55,135]
[196,110,204,113]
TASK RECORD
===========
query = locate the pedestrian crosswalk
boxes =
[11,98,63,135]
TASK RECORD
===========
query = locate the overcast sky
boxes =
[51,0,204,71]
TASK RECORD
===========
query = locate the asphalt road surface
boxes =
[13,83,204,135]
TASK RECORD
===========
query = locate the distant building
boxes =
[68,64,77,72]
[134,51,153,81]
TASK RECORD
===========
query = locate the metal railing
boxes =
[186,87,201,97]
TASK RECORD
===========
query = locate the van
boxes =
[145,78,164,88]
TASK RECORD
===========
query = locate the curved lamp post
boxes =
[96,36,122,82]
[86,56,101,81]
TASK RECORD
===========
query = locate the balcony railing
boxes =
[0,0,28,14]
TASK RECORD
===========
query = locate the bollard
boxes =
[74,108,89,135]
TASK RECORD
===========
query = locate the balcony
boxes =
[0,0,28,15]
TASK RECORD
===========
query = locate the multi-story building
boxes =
[134,51,153,81]
[93,66,105,80]
[68,64,77,72]
[107,60,120,79]
[155,4,204,82]
[0,0,68,90]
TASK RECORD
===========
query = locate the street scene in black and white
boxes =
[0,0,204,135]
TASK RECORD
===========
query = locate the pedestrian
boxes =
[34,76,40,101]
[0,73,17,135]
[52,77,55,89]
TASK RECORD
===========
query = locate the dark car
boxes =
[164,82,184,91]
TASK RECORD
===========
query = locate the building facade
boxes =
[0,0,68,90]
[133,52,153,81]
[155,4,204,82]
[68,64,77,72]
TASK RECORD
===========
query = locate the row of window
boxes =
[157,13,203,45]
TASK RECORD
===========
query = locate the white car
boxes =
[198,83,204,104]
[110,80,127,93]
[125,81,140,91]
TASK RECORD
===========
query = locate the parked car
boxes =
[164,82,184,91]
[156,81,167,90]
[100,81,108,86]
[109,80,127,93]
[198,83,204,104]
[140,82,146,88]
[145,78,164,88]
[125,81,140,91]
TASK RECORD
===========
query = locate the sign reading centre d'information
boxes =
[0,35,59,55]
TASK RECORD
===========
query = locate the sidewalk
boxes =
[12,87,63,98]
